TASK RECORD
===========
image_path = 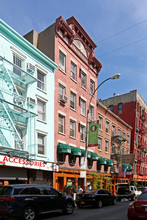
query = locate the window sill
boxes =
[37,119,47,124]
[37,154,47,158]
[59,67,66,75]
[70,107,76,112]
[58,132,65,136]
[80,140,85,143]
[71,77,77,83]
[69,136,76,140]
[106,132,110,135]
[98,149,102,152]
[80,114,86,118]
[37,87,47,94]
[81,86,87,91]
[105,151,109,154]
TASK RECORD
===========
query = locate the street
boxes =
[40,201,130,220]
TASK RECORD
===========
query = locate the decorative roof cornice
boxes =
[66,16,97,49]
[0,19,57,70]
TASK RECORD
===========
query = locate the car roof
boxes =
[116,183,129,186]
[1,184,52,188]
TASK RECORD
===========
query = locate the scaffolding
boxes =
[0,56,37,159]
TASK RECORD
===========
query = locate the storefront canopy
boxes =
[98,157,107,165]
[81,150,92,158]
[106,159,114,166]
[71,147,82,157]
[127,164,132,172]
[91,152,99,161]
[57,143,71,154]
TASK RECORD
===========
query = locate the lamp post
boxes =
[83,73,121,190]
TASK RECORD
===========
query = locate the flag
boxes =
[118,165,128,177]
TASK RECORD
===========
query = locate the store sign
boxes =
[0,155,59,172]
[88,120,99,147]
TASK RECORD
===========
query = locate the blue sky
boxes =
[0,0,147,103]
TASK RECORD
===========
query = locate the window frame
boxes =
[81,70,86,89]
[37,69,46,91]
[71,61,77,81]
[80,99,86,116]
[90,79,95,95]
[98,137,102,151]
[37,99,46,122]
[99,116,103,130]
[70,91,76,110]
[105,139,109,153]
[58,114,65,134]
[80,124,85,142]
[37,132,46,156]
[70,119,76,138]
[59,50,66,72]
[106,121,110,134]
[118,103,123,114]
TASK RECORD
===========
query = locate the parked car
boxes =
[128,191,147,220]
[138,187,147,193]
[76,189,116,208]
[116,183,135,201]
[130,185,142,197]
[0,184,75,220]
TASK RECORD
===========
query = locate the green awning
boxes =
[106,159,114,166]
[98,157,107,165]
[81,150,92,158]
[71,147,82,157]
[57,143,71,154]
[91,152,99,161]
[122,164,129,169]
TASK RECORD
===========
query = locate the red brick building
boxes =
[24,16,102,191]
[101,90,147,185]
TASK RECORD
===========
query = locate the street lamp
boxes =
[84,73,121,190]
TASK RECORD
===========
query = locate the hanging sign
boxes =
[88,120,99,147]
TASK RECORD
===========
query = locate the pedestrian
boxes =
[78,186,83,194]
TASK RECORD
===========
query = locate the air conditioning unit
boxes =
[27,63,35,72]
[27,97,36,106]
[59,95,68,103]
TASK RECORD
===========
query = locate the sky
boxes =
[0,0,147,103]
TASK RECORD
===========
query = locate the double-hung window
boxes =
[59,84,65,100]
[81,70,86,89]
[59,50,66,72]
[38,133,46,155]
[37,70,45,91]
[80,125,85,141]
[105,140,109,153]
[98,137,102,151]
[118,103,123,113]
[70,120,75,138]
[89,105,94,120]
[13,53,24,76]
[106,121,110,134]
[99,116,103,130]
[127,134,130,145]
[112,125,115,136]
[90,79,95,95]
[58,114,65,134]
[37,99,46,122]
[111,144,115,154]
[71,62,76,81]
[81,99,86,116]
[70,92,76,110]
[118,128,121,136]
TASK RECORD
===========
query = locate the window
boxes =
[118,129,121,136]
[59,50,66,72]
[127,134,130,145]
[81,99,86,116]
[88,159,93,169]
[90,79,95,95]
[58,153,66,163]
[122,147,125,155]
[80,124,85,141]
[89,105,94,120]
[118,103,123,114]
[112,125,115,136]
[69,154,76,165]
[105,140,109,153]
[106,121,110,134]
[70,92,76,110]
[109,105,113,112]
[71,62,76,81]
[59,84,65,100]
[13,53,24,76]
[117,145,120,154]
[99,116,103,130]
[37,70,45,91]
[37,99,46,122]
[58,114,65,134]
[81,70,86,89]
[70,120,76,138]
[123,131,126,139]
[98,137,102,151]
[38,133,46,155]
[112,144,115,154]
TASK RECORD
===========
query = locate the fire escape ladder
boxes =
[0,130,11,148]
[0,91,24,151]
[0,64,24,108]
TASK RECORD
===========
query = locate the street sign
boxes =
[88,120,99,147]
[80,170,86,178]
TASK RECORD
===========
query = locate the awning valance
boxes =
[98,157,107,165]
[81,150,91,158]
[71,147,82,157]
[127,164,132,172]
[106,159,114,166]
[91,152,99,161]
[57,143,71,154]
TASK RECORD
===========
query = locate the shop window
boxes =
[69,154,76,166]
[88,159,93,169]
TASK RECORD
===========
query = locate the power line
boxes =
[99,36,147,57]
[97,19,147,44]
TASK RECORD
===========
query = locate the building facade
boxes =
[97,101,132,193]
[24,16,102,191]
[101,90,147,185]
[0,19,58,186]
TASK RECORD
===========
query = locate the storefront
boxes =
[0,154,59,186]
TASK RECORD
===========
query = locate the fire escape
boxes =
[137,106,147,176]
[0,56,37,158]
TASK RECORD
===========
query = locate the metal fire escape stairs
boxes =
[0,56,37,158]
